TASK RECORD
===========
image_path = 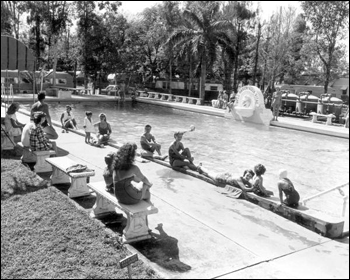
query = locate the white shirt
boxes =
[84,117,95,133]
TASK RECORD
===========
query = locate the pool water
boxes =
[23,101,349,217]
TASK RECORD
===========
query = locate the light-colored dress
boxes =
[4,113,21,136]
[84,117,95,133]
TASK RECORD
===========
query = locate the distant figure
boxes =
[60,105,77,132]
[83,111,94,143]
[87,79,94,95]
[4,102,24,139]
[112,142,153,204]
[94,113,112,147]
[227,92,236,112]
[30,92,58,140]
[119,81,126,101]
[222,90,228,109]
[252,164,274,197]
[341,93,349,105]
[217,91,224,108]
[278,169,300,208]
[271,88,283,121]
[168,131,202,172]
[344,106,349,128]
[140,124,167,160]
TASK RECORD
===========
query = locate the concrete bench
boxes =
[187,97,202,105]
[174,95,184,102]
[159,93,173,101]
[46,156,95,198]
[310,112,335,125]
[87,181,159,244]
[137,91,149,97]
[17,142,56,173]
[148,92,158,99]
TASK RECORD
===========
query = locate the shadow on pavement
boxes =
[133,223,192,273]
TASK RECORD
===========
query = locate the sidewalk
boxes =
[1,103,349,279]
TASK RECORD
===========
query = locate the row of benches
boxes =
[39,155,158,244]
[136,91,202,105]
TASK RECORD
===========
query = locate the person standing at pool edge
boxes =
[83,111,94,143]
[30,92,58,140]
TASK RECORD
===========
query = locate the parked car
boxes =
[101,85,120,96]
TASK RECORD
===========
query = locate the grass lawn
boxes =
[1,158,159,279]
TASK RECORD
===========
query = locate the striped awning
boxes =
[1,35,35,71]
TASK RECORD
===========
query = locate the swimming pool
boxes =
[22,101,349,217]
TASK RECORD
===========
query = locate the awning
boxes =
[1,35,35,71]
[340,86,348,90]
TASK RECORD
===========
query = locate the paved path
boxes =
[1,102,348,279]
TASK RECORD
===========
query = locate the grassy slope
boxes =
[1,159,159,279]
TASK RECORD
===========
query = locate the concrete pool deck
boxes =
[1,101,349,279]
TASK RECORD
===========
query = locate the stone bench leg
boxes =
[196,99,201,105]
[161,95,166,100]
[51,167,71,185]
[90,193,116,218]
[34,152,53,173]
[175,97,181,102]
[122,212,152,244]
[182,97,187,103]
[311,115,318,123]
[1,132,15,150]
[68,177,91,198]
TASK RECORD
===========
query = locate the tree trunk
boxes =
[73,61,77,88]
[200,56,206,100]
[169,54,172,94]
[188,49,192,97]
[52,44,57,87]
[233,23,241,93]
[253,23,261,86]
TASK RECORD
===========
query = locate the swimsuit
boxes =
[114,170,144,205]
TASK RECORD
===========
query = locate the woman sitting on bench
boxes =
[4,102,24,140]
[111,142,153,205]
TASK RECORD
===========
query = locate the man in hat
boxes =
[60,105,78,132]
[30,91,58,139]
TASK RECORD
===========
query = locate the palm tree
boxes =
[167,1,229,101]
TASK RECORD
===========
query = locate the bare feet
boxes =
[161,155,168,161]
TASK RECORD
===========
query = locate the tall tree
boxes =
[1,1,26,39]
[222,1,255,92]
[168,1,229,100]
[301,1,349,94]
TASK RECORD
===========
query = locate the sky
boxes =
[119,1,302,20]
